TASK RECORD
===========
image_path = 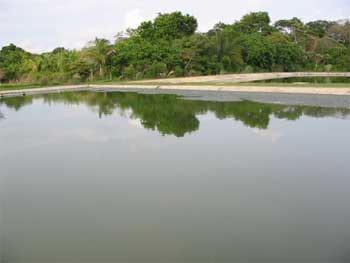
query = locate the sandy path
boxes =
[133,72,350,84]
[2,84,350,98]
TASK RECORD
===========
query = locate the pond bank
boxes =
[132,72,350,84]
[1,84,350,98]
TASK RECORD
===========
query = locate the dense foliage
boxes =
[1,12,350,85]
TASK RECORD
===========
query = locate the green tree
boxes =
[0,68,5,82]
[0,44,31,81]
[275,18,305,43]
[267,32,306,71]
[235,12,272,34]
[324,46,350,70]
[240,34,275,70]
[136,12,197,41]
[1,11,350,84]
[153,12,197,39]
[328,22,350,47]
[175,34,214,75]
[69,59,91,81]
[85,38,114,78]
[306,20,334,38]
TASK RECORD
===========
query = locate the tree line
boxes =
[1,11,350,85]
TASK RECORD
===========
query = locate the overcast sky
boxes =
[1,0,349,53]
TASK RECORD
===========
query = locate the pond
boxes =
[1,91,350,262]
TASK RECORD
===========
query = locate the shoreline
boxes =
[1,84,350,98]
[133,72,350,84]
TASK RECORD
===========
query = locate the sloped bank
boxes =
[1,84,350,98]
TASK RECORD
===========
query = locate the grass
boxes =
[0,81,95,91]
[0,80,124,91]
[0,82,85,91]
[0,83,43,90]
[88,79,129,85]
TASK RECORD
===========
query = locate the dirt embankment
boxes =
[1,72,350,98]
[132,72,350,84]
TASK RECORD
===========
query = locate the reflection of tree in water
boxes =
[0,110,4,120]
[1,91,350,137]
[0,96,33,111]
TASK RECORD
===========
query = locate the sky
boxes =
[0,0,349,53]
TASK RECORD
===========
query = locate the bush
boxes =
[222,56,232,71]
[243,65,254,73]
[135,72,143,80]
[123,65,136,79]
[174,66,184,77]
[143,62,168,79]
[39,76,49,86]
[72,73,82,84]
[150,62,168,78]
[324,64,333,71]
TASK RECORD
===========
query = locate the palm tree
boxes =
[86,38,114,79]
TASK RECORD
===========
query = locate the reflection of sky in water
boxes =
[1,94,350,262]
[0,100,148,158]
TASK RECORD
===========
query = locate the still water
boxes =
[1,91,350,262]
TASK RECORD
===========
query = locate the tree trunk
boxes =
[99,65,104,78]
[90,70,94,82]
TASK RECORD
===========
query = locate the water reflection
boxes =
[0,96,33,111]
[1,91,350,137]
[1,91,350,262]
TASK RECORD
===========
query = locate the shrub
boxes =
[123,65,136,79]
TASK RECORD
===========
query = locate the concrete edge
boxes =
[1,84,350,98]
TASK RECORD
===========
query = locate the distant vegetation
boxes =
[1,11,350,86]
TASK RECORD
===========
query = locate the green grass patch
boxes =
[0,83,44,90]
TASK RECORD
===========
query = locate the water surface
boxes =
[1,91,350,262]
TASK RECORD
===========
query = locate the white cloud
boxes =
[1,0,349,53]
[123,9,147,29]
[253,128,283,143]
